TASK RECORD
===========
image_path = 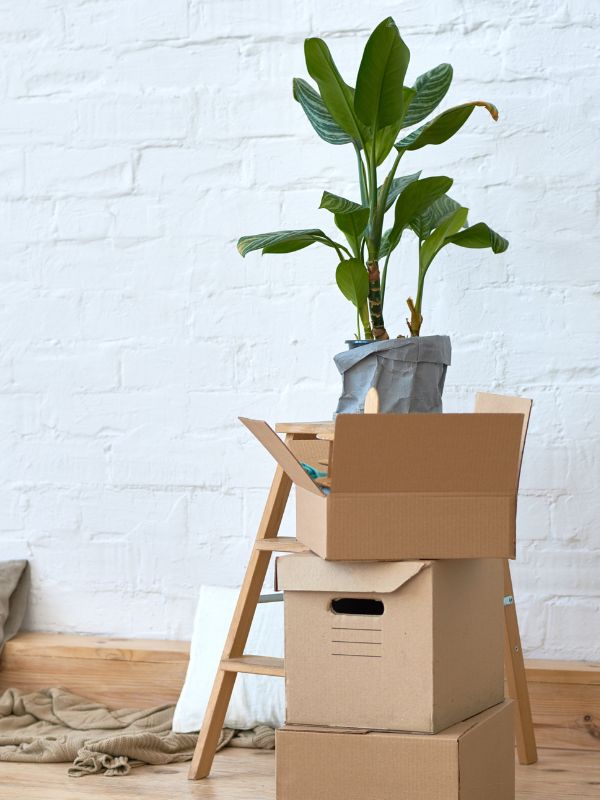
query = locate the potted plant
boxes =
[238,18,508,413]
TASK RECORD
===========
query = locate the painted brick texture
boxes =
[1,1,598,657]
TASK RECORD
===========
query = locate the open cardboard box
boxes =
[276,700,514,800]
[241,413,524,560]
[276,553,504,733]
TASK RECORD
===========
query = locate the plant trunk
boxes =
[367,260,389,340]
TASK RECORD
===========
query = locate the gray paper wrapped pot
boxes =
[333,335,451,415]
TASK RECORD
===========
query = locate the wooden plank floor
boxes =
[0,747,598,799]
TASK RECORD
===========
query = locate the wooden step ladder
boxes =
[187,427,312,780]
[188,390,537,780]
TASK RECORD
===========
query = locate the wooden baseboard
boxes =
[0,633,189,709]
[521,658,600,751]
[1,633,599,751]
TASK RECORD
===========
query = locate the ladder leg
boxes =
[187,669,237,781]
[188,456,293,780]
[503,560,538,765]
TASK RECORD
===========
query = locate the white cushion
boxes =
[172,585,285,732]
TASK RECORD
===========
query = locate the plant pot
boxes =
[334,335,451,415]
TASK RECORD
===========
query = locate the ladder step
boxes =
[220,655,285,677]
[254,537,310,553]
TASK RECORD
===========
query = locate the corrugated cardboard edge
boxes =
[280,724,371,736]
[276,553,431,594]
[443,699,513,740]
[239,417,323,495]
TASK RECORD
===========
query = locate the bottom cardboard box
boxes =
[276,700,514,800]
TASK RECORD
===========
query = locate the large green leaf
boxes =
[304,38,365,143]
[354,17,410,133]
[319,192,368,256]
[410,194,464,239]
[396,101,498,151]
[388,176,454,253]
[402,63,453,127]
[420,207,469,272]
[336,258,369,308]
[334,207,369,252]
[380,170,421,212]
[445,222,509,253]
[319,191,363,215]
[373,86,415,165]
[292,78,352,146]
[237,229,334,257]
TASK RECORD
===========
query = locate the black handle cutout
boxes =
[331,597,384,616]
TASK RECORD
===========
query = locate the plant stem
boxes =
[367,150,378,237]
[359,302,373,339]
[364,149,404,335]
[415,279,424,319]
[406,296,421,336]
[406,241,424,336]
[373,149,403,240]
[356,306,361,340]
[331,242,353,261]
[363,148,389,340]
[354,144,368,207]
[381,249,392,304]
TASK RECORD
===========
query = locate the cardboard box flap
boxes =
[239,417,323,496]
[474,392,532,473]
[281,701,513,740]
[277,553,430,593]
[330,413,523,494]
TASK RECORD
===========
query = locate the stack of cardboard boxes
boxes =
[244,413,524,800]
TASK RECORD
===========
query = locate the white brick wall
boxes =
[1,1,598,658]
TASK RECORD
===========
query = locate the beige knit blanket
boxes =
[0,687,274,777]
